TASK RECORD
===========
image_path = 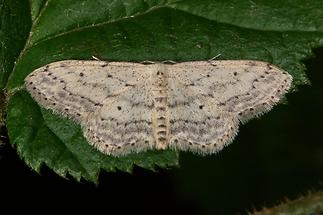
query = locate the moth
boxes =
[25,60,292,156]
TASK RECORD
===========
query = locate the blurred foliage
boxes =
[251,191,323,215]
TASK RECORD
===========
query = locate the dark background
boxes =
[0,47,322,214]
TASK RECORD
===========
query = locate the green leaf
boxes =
[250,191,323,215]
[3,0,323,182]
[0,0,31,89]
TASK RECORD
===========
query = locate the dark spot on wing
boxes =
[267,63,273,69]
[248,61,256,66]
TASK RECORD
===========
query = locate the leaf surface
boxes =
[3,0,323,182]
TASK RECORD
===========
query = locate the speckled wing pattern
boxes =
[167,61,292,154]
[25,60,292,156]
